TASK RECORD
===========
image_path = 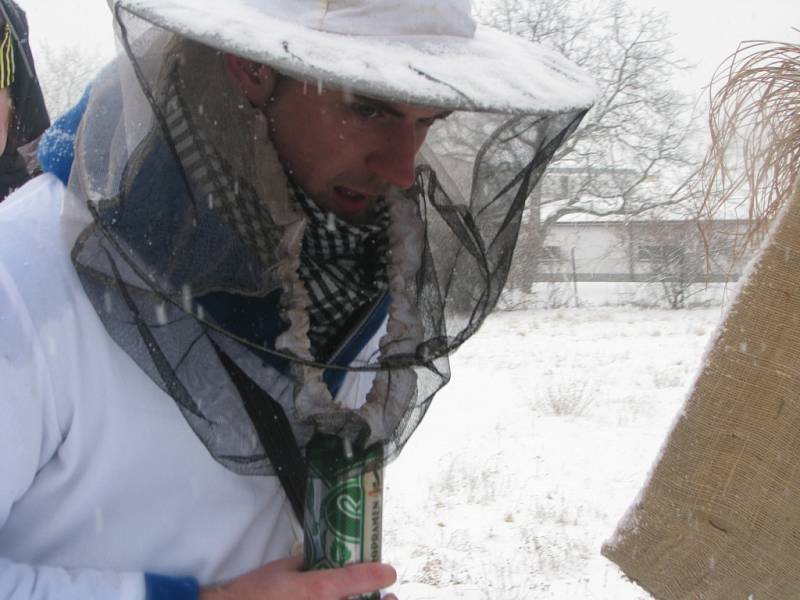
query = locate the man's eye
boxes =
[351,103,382,119]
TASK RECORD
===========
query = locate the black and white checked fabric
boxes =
[291,181,389,361]
[163,67,279,273]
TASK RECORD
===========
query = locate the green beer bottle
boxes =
[303,432,384,600]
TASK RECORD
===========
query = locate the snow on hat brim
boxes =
[114,0,599,114]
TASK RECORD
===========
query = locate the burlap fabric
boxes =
[602,177,800,599]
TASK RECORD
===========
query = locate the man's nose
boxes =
[365,125,423,190]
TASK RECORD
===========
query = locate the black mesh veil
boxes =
[66,11,587,477]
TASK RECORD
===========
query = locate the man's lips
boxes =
[330,186,378,214]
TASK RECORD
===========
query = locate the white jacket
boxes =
[0,175,307,599]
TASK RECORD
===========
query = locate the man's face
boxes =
[263,78,450,224]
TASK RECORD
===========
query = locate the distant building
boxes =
[528,218,753,283]
[506,167,756,307]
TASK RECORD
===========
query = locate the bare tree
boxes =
[630,224,705,309]
[34,42,106,118]
[475,0,703,290]
[619,219,747,309]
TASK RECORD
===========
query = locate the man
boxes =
[0,1,596,599]
[0,0,49,200]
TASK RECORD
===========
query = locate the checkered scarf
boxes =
[291,182,390,361]
[163,69,280,278]
[163,69,389,361]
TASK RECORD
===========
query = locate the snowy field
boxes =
[382,305,725,599]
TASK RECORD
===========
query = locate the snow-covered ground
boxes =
[383,305,725,599]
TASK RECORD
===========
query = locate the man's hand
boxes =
[200,555,398,600]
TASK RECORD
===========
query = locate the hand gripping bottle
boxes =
[303,433,384,599]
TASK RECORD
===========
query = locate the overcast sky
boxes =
[638,0,797,95]
[19,0,799,99]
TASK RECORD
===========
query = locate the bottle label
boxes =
[304,437,383,572]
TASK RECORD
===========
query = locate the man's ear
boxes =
[223,53,276,107]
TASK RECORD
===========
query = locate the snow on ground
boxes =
[382,305,725,599]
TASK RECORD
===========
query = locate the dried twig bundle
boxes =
[700,37,800,253]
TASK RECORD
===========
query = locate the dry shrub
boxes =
[698,37,800,257]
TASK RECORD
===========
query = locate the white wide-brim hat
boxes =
[113,0,599,114]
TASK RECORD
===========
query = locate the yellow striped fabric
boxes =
[0,24,14,89]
